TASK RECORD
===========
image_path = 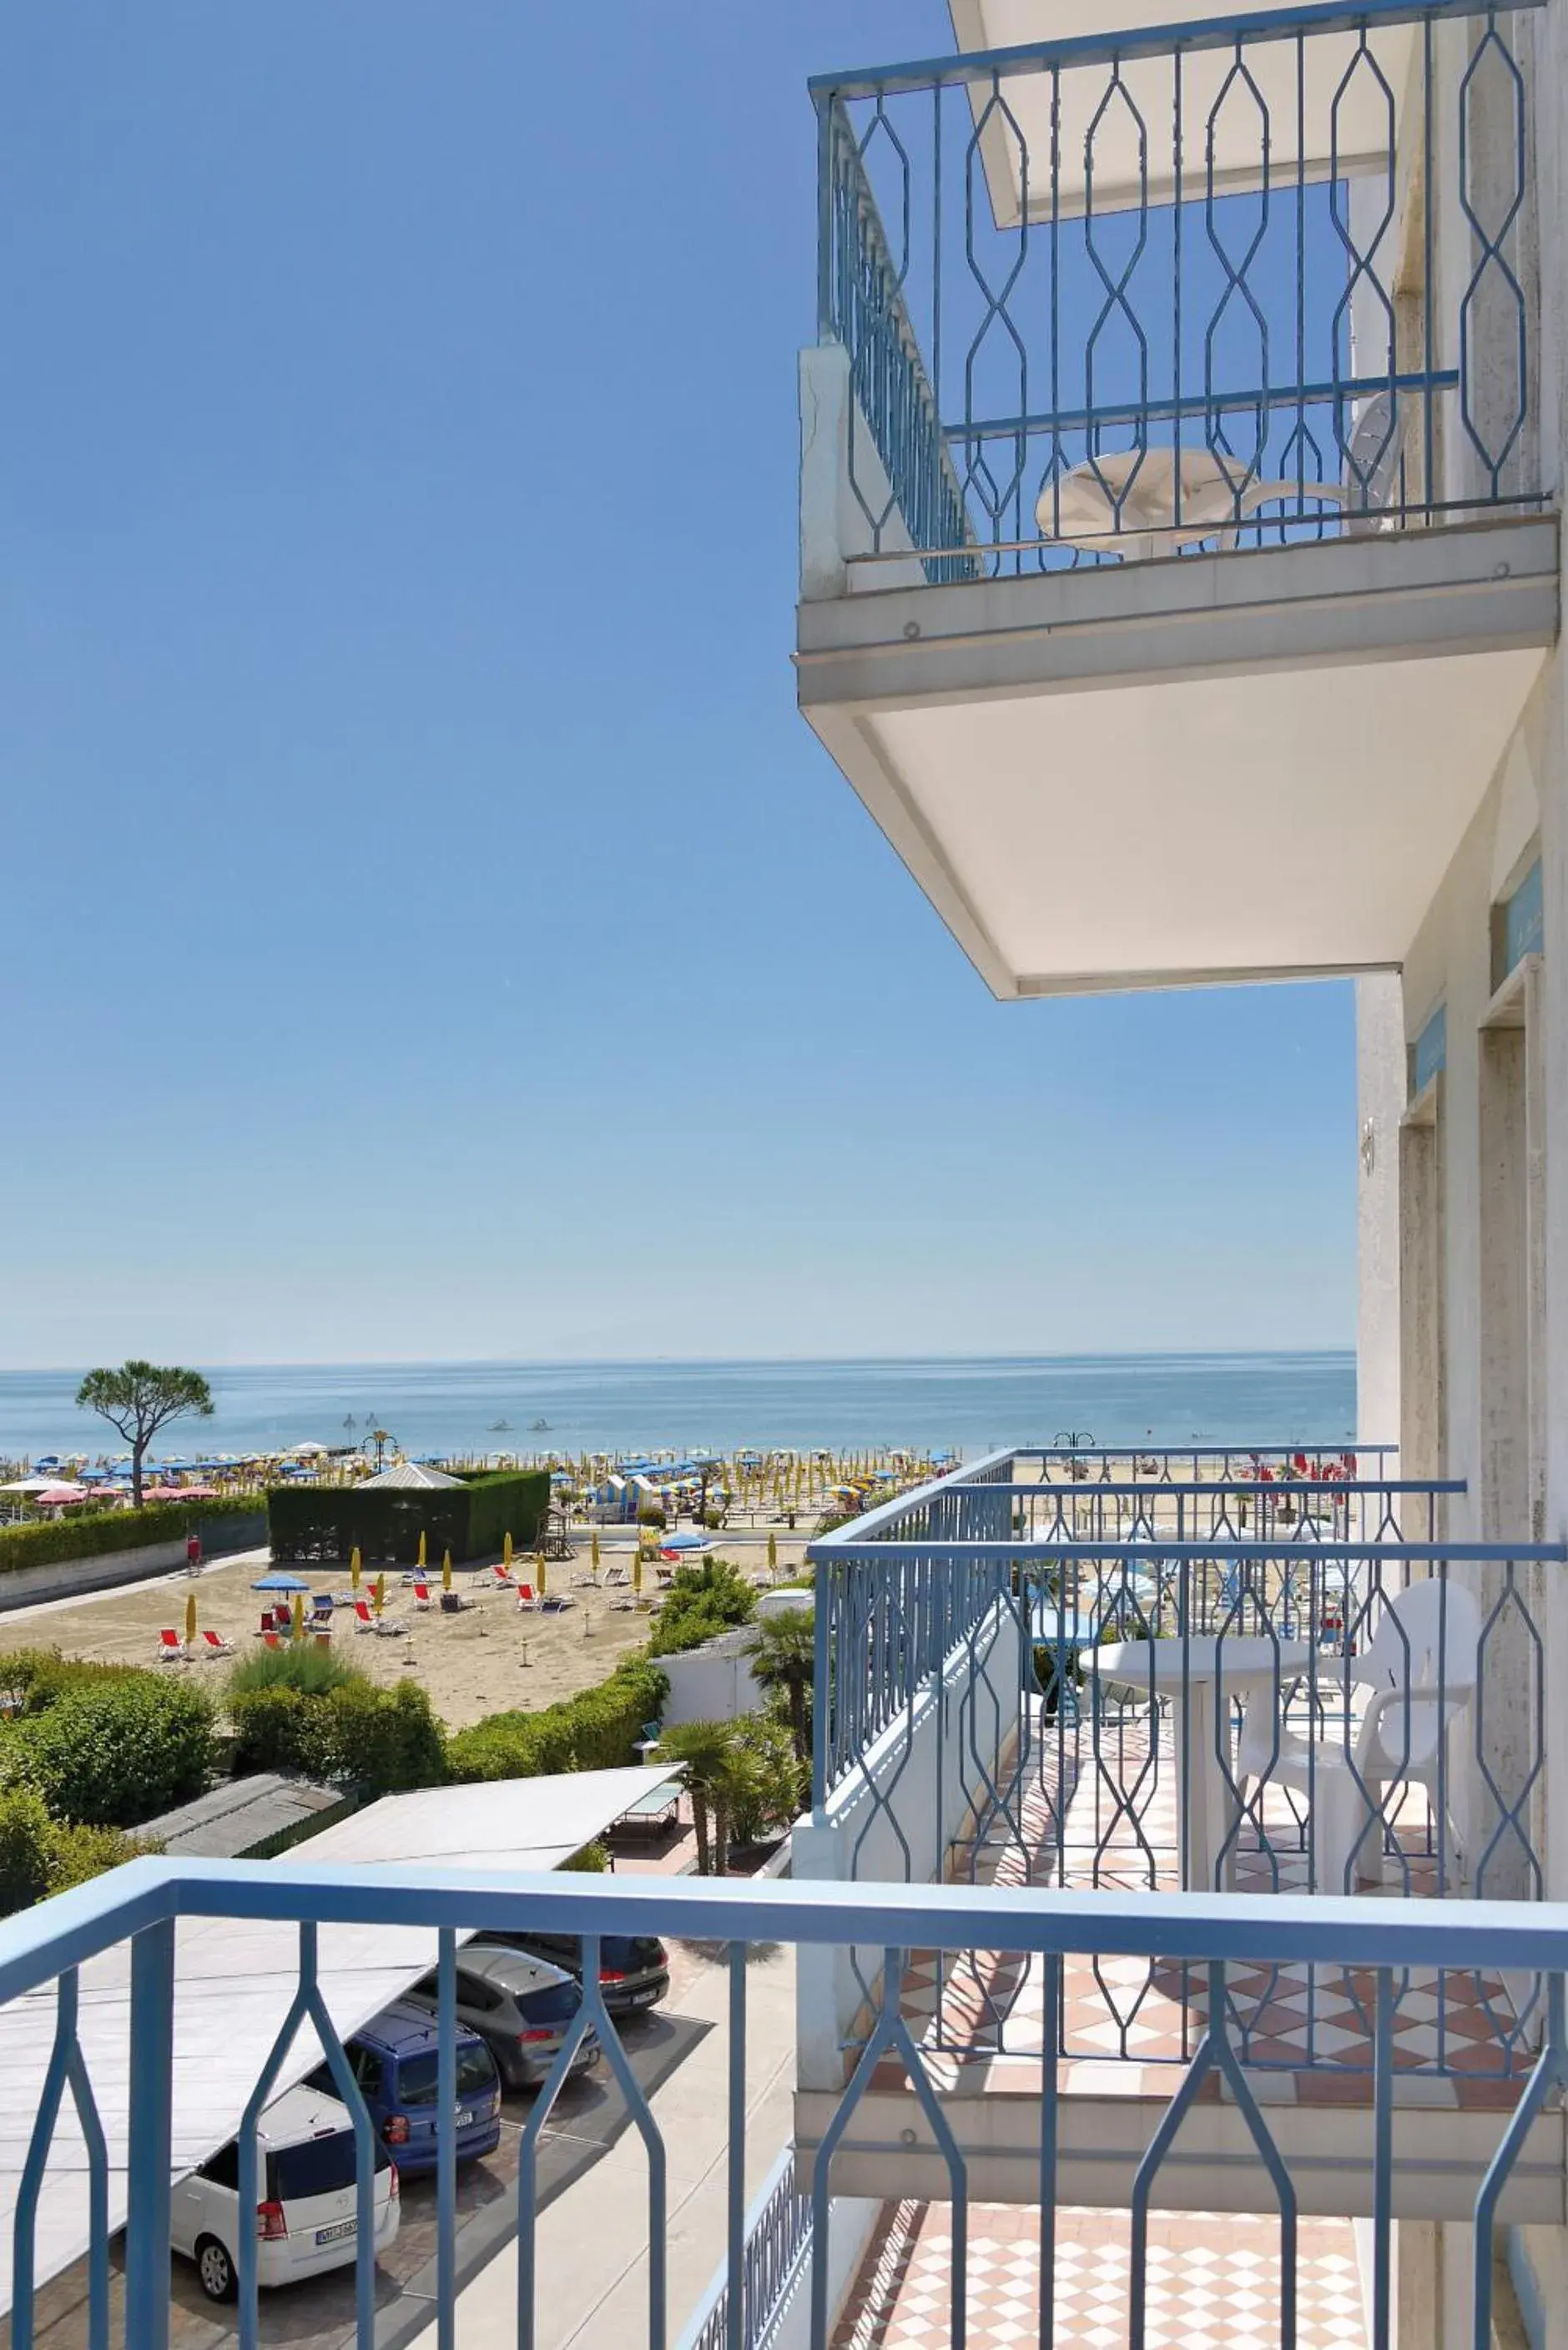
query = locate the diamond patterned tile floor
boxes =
[834,2202,1367,2350]
[861,1708,1535,2109]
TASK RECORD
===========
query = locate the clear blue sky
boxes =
[0,3,1355,1370]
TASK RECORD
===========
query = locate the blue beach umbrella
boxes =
[658,1531,712,1553]
[251,1571,312,1593]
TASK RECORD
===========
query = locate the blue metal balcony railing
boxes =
[0,1862,1562,2350]
[807,1452,1554,2093]
[811,0,1544,586]
[677,2149,813,2350]
[808,1447,1454,1803]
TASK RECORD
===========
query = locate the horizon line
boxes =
[0,1344,1358,1376]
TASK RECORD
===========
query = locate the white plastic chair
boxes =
[1036,447,1349,562]
[1236,1578,1481,1892]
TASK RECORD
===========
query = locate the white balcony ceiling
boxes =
[850,648,1540,993]
[945,0,1415,221]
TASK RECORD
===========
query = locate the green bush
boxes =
[307,1681,446,1795]
[47,1818,158,1894]
[229,1644,365,1700]
[0,1786,158,1914]
[0,1786,53,1910]
[561,1840,609,1873]
[6,1676,216,1828]
[649,1606,739,1659]
[0,1495,265,1578]
[636,1505,668,1530]
[0,1649,144,1714]
[229,1684,315,1775]
[446,1654,668,1784]
[268,1470,548,1566]
[229,1677,446,1795]
[648,1559,756,1659]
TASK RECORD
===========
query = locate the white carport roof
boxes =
[0,1765,678,2312]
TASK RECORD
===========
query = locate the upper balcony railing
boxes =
[809,0,1545,590]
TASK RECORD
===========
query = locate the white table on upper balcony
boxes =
[1090,1635,1313,1894]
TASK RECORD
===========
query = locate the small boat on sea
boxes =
[530,1417,552,1432]
[489,1418,512,1432]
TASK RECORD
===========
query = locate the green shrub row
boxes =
[229,1678,447,1795]
[268,1469,549,1566]
[1,1675,218,1828]
[445,1654,668,1783]
[0,1786,159,1915]
[0,1494,264,1576]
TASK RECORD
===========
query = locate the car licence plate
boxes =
[456,2108,474,2128]
[315,2220,356,2246]
[631,1987,658,2005]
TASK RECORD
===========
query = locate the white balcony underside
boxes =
[796,517,1557,998]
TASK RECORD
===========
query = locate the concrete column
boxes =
[1399,1107,1447,1489]
[1357,972,1406,1456]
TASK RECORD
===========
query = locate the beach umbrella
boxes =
[291,1593,305,1641]
[442,1548,453,1593]
[591,1529,601,1573]
[375,1573,386,1616]
[633,1549,643,1596]
[417,1530,428,1571]
[185,1591,197,1647]
[251,1572,311,1593]
[768,1531,778,1577]
[536,1555,547,1599]
[503,1531,514,1570]
[350,1546,362,1592]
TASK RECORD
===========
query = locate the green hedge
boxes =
[445,1654,668,1784]
[0,1494,265,1577]
[229,1679,447,1797]
[267,1470,549,1566]
[3,1676,217,1828]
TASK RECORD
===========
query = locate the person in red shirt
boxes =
[185,1531,202,1575]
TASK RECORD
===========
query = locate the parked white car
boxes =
[170,2083,400,2302]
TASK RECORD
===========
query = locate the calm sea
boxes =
[0,1354,1356,1463]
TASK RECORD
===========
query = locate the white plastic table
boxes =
[1091,1636,1312,1892]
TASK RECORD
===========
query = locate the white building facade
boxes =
[794,3,1568,2341]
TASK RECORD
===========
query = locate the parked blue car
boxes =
[308,1999,502,2174]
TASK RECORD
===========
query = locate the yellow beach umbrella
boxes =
[633,1549,643,1596]
[767,1531,777,1578]
[291,1592,305,1641]
[536,1554,547,1600]
[417,1530,428,1571]
[442,1548,453,1593]
[350,1546,362,1593]
[374,1573,386,1616]
[185,1591,198,1647]
[591,1528,601,1574]
[503,1531,514,1571]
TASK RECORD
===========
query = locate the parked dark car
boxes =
[480,1929,670,2019]
[306,2000,502,2173]
[404,1944,602,2093]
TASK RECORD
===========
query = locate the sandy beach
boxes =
[0,1535,812,1732]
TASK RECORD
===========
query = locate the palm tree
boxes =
[657,1718,747,1877]
[744,1609,815,1765]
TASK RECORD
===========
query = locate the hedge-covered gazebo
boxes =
[267,1466,550,1566]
